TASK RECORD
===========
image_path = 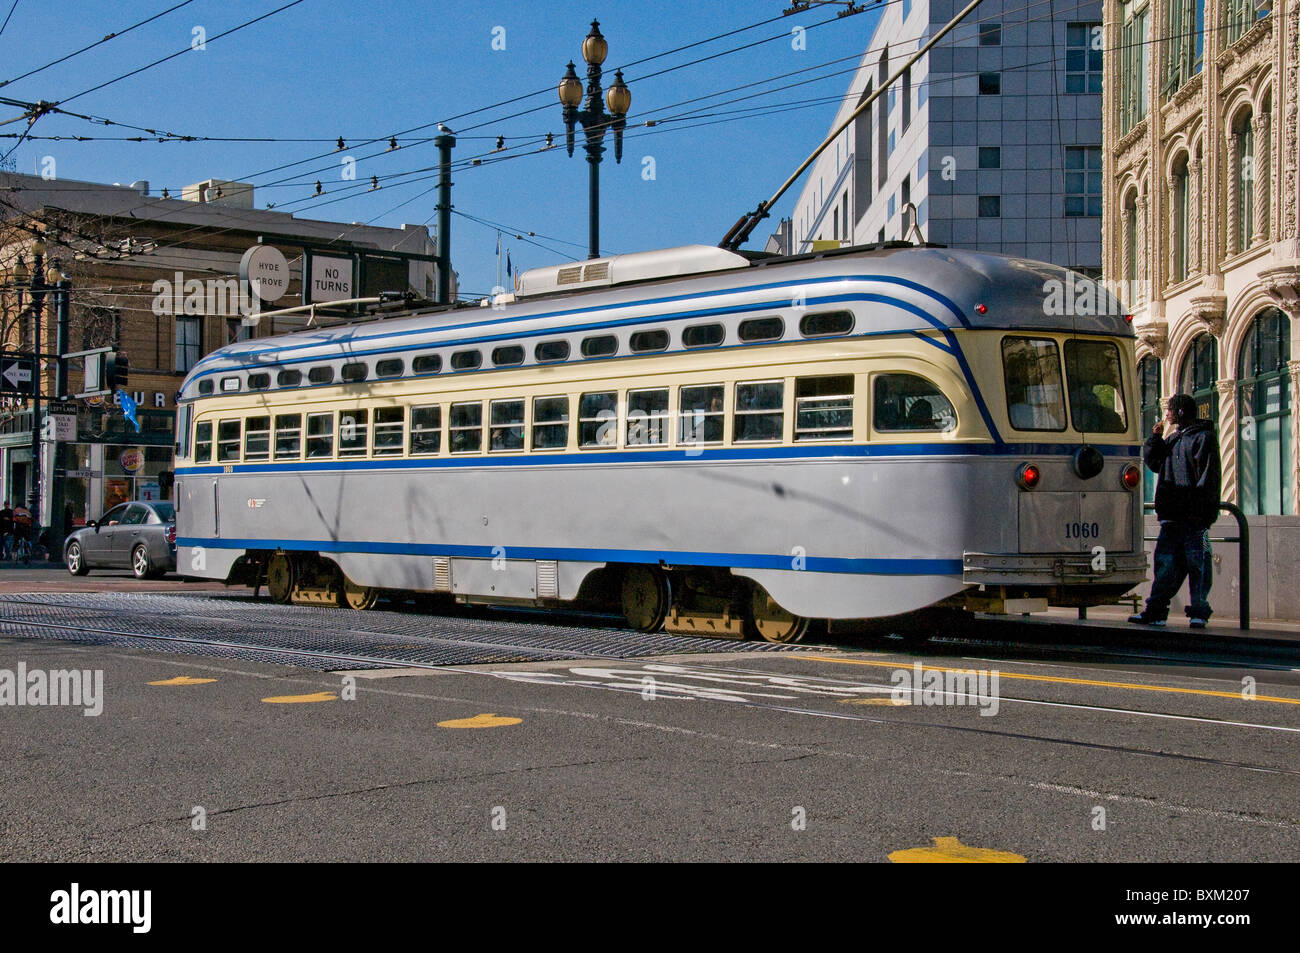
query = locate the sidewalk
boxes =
[1038,603,1300,643]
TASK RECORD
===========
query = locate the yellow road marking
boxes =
[841,697,912,706]
[261,692,337,704]
[889,836,1026,863]
[148,676,217,686]
[800,655,1300,705]
[437,713,522,728]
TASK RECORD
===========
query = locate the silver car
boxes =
[64,501,177,579]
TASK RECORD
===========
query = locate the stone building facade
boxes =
[1103,0,1300,616]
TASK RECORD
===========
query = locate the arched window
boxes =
[1237,308,1292,515]
[1123,188,1139,290]
[1232,107,1254,252]
[1171,152,1190,282]
[1179,333,1218,422]
[1137,355,1161,502]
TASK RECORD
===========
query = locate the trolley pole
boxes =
[434,133,455,304]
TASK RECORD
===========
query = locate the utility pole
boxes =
[434,133,455,304]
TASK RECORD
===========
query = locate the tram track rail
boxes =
[0,590,1295,674]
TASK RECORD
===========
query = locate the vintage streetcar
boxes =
[171,241,1145,642]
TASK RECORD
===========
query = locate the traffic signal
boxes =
[105,351,128,389]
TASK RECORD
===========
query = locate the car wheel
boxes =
[65,541,90,576]
[131,544,157,580]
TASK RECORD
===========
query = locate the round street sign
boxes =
[239,245,291,302]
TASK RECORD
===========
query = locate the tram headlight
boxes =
[1120,463,1141,490]
[1015,462,1041,490]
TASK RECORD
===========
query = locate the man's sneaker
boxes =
[1188,618,1208,629]
[1128,613,1166,626]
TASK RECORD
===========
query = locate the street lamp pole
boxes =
[558,20,631,260]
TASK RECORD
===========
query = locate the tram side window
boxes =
[247,373,271,391]
[274,414,302,460]
[490,399,525,451]
[795,375,854,440]
[738,317,784,342]
[194,421,213,462]
[306,413,334,458]
[413,354,442,375]
[277,369,302,387]
[1002,336,1067,431]
[579,391,618,448]
[309,366,335,385]
[244,416,271,461]
[449,402,483,452]
[338,409,369,456]
[873,374,958,432]
[342,363,368,384]
[626,388,669,446]
[375,359,404,379]
[734,381,785,442]
[581,335,618,358]
[373,407,405,455]
[217,420,241,462]
[198,380,214,395]
[410,406,442,455]
[532,396,569,450]
[679,384,724,446]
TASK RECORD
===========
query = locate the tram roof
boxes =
[182,244,1133,395]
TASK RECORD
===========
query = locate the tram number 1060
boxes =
[1064,521,1102,540]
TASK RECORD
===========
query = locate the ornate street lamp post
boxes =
[558,20,631,260]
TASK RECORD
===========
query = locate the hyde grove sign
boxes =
[239,245,290,303]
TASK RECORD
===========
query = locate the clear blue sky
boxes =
[0,0,885,297]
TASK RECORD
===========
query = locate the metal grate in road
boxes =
[0,592,807,671]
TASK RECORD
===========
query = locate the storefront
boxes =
[0,399,175,534]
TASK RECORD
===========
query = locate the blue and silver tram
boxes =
[167,242,1146,641]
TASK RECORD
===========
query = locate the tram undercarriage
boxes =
[225,548,1146,645]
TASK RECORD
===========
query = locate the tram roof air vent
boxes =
[516,245,749,298]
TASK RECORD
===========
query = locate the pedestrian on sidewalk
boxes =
[0,501,11,561]
[1130,393,1222,629]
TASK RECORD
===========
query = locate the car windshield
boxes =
[152,502,176,522]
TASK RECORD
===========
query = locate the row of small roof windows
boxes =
[196,310,855,396]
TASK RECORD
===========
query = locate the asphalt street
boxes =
[2,591,1297,862]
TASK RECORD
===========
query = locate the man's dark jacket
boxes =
[1143,419,1222,527]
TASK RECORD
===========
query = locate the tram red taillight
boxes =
[1120,463,1141,490]
[1015,463,1041,489]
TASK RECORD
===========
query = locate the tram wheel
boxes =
[746,586,811,644]
[341,577,379,611]
[620,565,670,633]
[266,553,295,604]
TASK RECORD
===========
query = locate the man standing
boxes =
[0,501,11,560]
[1130,393,1222,628]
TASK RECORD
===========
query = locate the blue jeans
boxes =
[1145,521,1213,621]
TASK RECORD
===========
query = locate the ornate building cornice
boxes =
[1135,320,1168,359]
[1216,15,1274,73]
[1187,289,1229,338]
[1258,242,1300,320]
[1115,119,1149,161]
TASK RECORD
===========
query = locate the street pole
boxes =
[557,21,630,262]
[586,133,602,261]
[52,277,70,549]
[28,258,43,517]
[434,133,455,304]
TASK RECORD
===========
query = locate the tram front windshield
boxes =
[1003,336,1128,434]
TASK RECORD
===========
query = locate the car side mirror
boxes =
[86,520,97,529]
